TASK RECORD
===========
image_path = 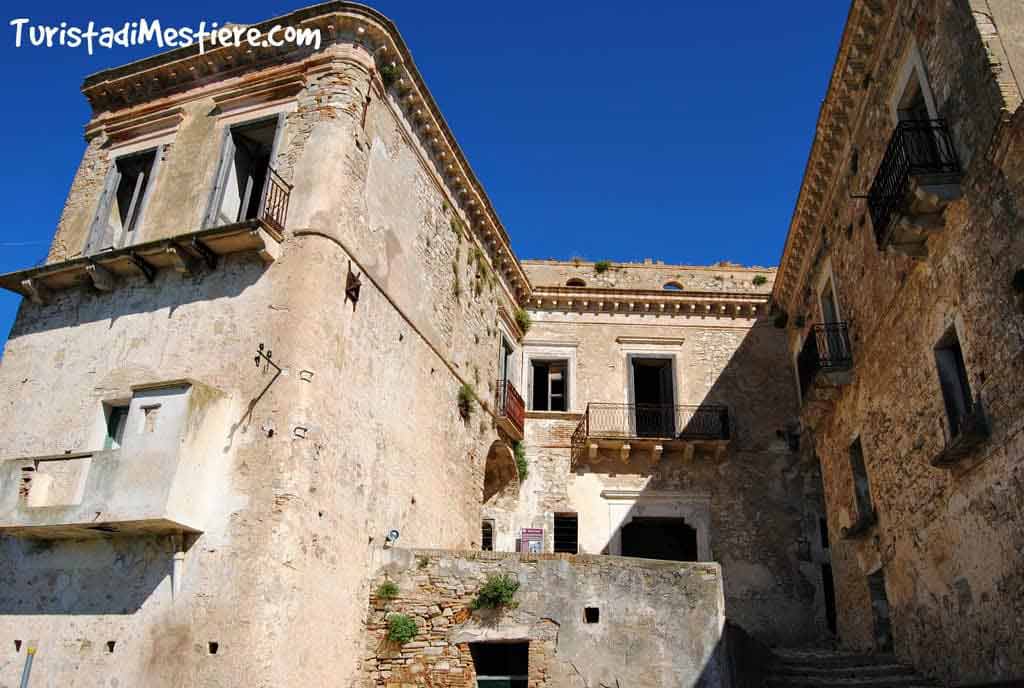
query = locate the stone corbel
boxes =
[165,243,198,276]
[20,278,52,305]
[86,262,116,291]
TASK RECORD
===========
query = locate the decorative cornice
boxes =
[772,0,889,315]
[528,285,767,320]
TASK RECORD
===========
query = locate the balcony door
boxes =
[205,114,283,228]
[630,357,675,438]
[818,276,849,364]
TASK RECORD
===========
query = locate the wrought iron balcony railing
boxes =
[494,379,525,438]
[571,403,730,459]
[866,119,960,246]
[258,167,292,236]
[797,322,853,400]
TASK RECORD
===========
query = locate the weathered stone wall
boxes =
[0,37,520,688]
[482,303,828,647]
[777,1,1024,683]
[523,259,774,294]
[362,548,728,688]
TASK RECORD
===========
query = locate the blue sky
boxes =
[0,1,847,347]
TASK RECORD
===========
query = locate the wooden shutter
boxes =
[83,163,122,255]
[123,145,164,243]
[202,128,236,229]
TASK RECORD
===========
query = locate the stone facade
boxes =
[362,548,728,688]
[0,1,1021,687]
[773,0,1024,685]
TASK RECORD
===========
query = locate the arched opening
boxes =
[482,440,517,502]
[566,278,586,287]
[663,282,684,291]
[621,518,698,561]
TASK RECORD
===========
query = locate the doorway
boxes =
[867,570,894,652]
[470,642,528,688]
[621,517,698,562]
[630,357,675,437]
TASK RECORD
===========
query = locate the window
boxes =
[481,521,494,551]
[848,437,875,519]
[104,406,129,450]
[470,642,528,688]
[621,518,698,562]
[584,607,600,624]
[530,360,568,411]
[85,148,159,254]
[934,326,973,438]
[630,357,675,437]
[499,338,514,383]
[206,116,281,228]
[663,282,683,291]
[565,278,586,287]
[553,513,578,554]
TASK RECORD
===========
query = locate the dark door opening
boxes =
[621,517,697,561]
[822,563,837,634]
[470,642,528,688]
[867,570,893,652]
[631,358,674,437]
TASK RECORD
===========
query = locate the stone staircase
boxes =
[765,648,939,688]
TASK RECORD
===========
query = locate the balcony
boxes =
[0,382,229,538]
[571,403,730,466]
[867,119,961,257]
[0,167,291,305]
[494,379,525,440]
[798,322,853,397]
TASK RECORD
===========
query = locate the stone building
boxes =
[772,0,1024,685]
[0,1,1020,687]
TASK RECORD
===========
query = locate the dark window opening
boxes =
[553,513,578,554]
[565,278,586,287]
[631,358,675,437]
[621,517,697,562]
[481,521,494,552]
[822,564,837,634]
[897,69,931,122]
[111,150,156,240]
[470,642,528,688]
[818,517,830,550]
[663,282,684,291]
[849,438,875,519]
[584,607,600,624]
[211,118,279,227]
[934,327,973,439]
[530,360,567,412]
[104,405,129,450]
[867,570,893,652]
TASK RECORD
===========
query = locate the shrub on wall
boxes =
[458,383,476,420]
[752,274,768,286]
[376,581,398,600]
[386,614,418,644]
[471,573,520,610]
[513,441,528,481]
[594,260,611,274]
[514,308,532,335]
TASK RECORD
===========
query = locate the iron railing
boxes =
[866,119,960,246]
[495,379,525,436]
[258,167,292,235]
[571,403,730,460]
[797,322,853,399]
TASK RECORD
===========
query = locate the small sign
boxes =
[520,528,543,554]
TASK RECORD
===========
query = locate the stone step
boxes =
[769,663,918,679]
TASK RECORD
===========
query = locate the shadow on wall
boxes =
[0,534,171,614]
[5,253,267,341]
[572,318,827,646]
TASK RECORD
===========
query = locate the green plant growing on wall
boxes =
[386,614,418,644]
[450,216,464,241]
[458,383,476,420]
[376,580,399,600]
[379,63,400,88]
[513,441,528,481]
[514,308,531,335]
[417,556,430,569]
[752,275,768,286]
[594,260,611,274]
[471,574,520,610]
